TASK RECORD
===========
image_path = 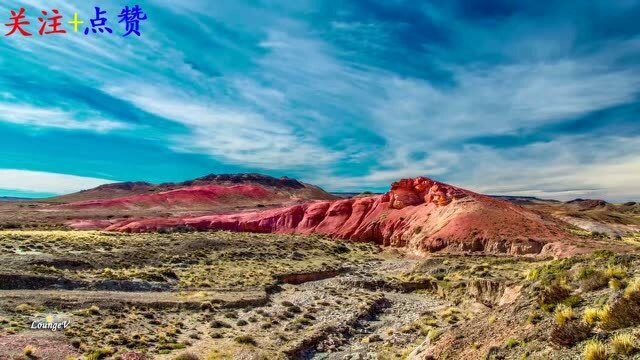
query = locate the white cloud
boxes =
[0,103,131,132]
[451,136,640,202]
[372,57,640,144]
[2,1,638,202]
[0,169,114,194]
[103,85,339,168]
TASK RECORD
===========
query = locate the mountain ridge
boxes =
[51,173,336,204]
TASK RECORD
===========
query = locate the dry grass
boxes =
[554,305,576,326]
[624,277,640,299]
[234,335,257,346]
[610,333,636,355]
[583,307,603,326]
[583,339,608,360]
[550,321,591,347]
[23,345,35,357]
[604,265,627,280]
[539,282,572,306]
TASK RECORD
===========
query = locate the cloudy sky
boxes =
[0,0,639,201]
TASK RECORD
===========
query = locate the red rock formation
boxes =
[62,185,278,210]
[102,177,586,257]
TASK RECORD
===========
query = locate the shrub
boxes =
[23,345,35,357]
[223,311,238,319]
[583,339,608,360]
[15,304,32,313]
[592,250,614,259]
[505,338,521,349]
[624,278,640,299]
[85,347,115,360]
[609,278,624,290]
[550,321,591,347]
[554,305,576,326]
[539,283,572,306]
[527,311,542,324]
[525,268,540,281]
[234,335,257,346]
[579,270,609,292]
[600,296,640,330]
[583,307,603,325]
[604,265,627,280]
[428,329,441,342]
[210,320,230,329]
[610,333,636,355]
[562,295,583,308]
[577,267,598,280]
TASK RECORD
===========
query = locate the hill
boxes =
[495,197,640,237]
[104,177,598,257]
[0,174,336,230]
[51,173,335,204]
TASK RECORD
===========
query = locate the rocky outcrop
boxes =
[104,177,583,257]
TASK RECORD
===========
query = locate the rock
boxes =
[498,285,523,306]
[470,302,491,313]
[363,334,382,343]
[467,279,506,306]
[406,336,432,360]
[105,177,586,257]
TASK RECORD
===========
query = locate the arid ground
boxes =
[0,230,640,360]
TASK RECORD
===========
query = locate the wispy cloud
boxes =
[103,84,339,168]
[0,0,638,200]
[0,103,131,132]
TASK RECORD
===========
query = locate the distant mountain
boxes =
[331,191,385,198]
[53,173,337,210]
[490,195,561,205]
[500,196,640,237]
[565,198,610,209]
[0,196,31,202]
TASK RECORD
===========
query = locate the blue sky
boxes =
[0,1,639,201]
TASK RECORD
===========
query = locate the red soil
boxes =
[62,185,275,210]
[103,177,585,257]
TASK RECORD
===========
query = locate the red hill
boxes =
[52,173,335,204]
[104,177,590,257]
[57,173,336,211]
[63,185,275,210]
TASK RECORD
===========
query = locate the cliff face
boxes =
[104,177,582,257]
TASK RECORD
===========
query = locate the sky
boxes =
[0,0,639,201]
